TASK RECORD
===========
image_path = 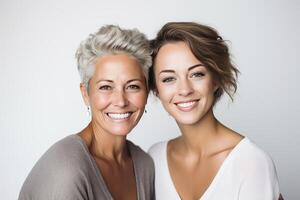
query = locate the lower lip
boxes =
[175,101,198,112]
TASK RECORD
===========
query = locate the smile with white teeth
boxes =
[107,112,132,120]
[176,101,196,108]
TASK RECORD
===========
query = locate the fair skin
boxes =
[154,41,243,200]
[80,53,148,200]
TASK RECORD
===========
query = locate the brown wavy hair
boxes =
[149,22,239,103]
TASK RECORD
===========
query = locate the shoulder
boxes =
[19,135,91,199]
[232,138,279,185]
[232,138,280,198]
[39,134,90,168]
[237,138,277,170]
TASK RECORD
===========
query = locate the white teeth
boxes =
[177,101,196,108]
[107,112,131,119]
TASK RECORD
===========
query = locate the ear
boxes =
[80,83,90,107]
[213,85,219,93]
[212,81,219,93]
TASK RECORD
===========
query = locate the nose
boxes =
[112,89,129,107]
[178,79,194,96]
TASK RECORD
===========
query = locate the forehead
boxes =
[93,54,145,80]
[155,42,202,70]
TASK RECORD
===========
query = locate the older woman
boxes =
[19,25,155,200]
[148,22,282,200]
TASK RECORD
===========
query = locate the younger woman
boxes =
[148,22,281,200]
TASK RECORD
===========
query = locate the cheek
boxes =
[157,84,175,102]
[197,80,216,98]
[129,92,147,108]
[90,92,111,108]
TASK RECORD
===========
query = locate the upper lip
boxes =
[106,111,133,114]
[174,99,199,105]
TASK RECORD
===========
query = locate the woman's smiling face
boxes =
[82,53,148,136]
[154,42,217,125]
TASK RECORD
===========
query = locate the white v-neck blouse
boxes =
[148,138,280,200]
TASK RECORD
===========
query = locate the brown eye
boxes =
[99,85,112,90]
[127,85,140,90]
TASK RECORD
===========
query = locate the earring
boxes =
[144,109,147,114]
[87,106,91,116]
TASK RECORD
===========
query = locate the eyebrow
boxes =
[96,79,113,84]
[126,79,143,84]
[96,79,142,84]
[159,64,205,75]
[188,64,205,71]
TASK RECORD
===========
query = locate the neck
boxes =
[79,121,129,163]
[176,109,222,156]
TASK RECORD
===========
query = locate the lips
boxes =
[106,112,133,120]
[175,100,199,111]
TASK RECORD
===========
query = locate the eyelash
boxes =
[99,85,140,91]
[161,72,205,83]
[162,77,175,83]
[99,85,112,90]
[127,85,140,90]
[190,72,205,78]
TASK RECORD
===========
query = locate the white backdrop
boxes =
[1,0,299,199]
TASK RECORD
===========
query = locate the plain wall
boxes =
[1,0,299,199]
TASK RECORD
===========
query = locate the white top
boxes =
[148,138,280,200]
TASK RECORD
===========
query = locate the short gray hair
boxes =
[75,25,152,89]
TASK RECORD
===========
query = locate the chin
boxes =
[176,118,201,126]
[109,127,133,137]
[172,111,207,125]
